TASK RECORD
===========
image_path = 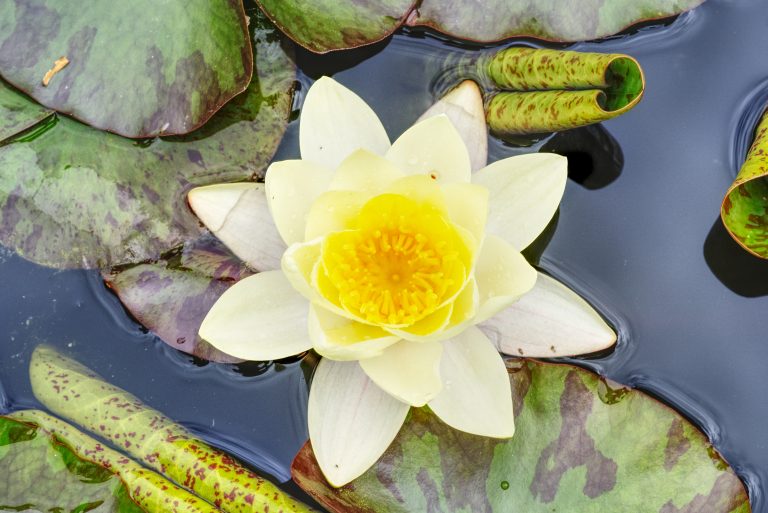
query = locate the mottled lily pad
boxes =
[721,110,768,258]
[292,359,750,512]
[0,0,252,137]
[0,11,294,269]
[0,80,52,141]
[256,0,704,52]
[105,235,252,363]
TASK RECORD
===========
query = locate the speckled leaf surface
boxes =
[29,345,316,513]
[0,11,294,269]
[721,110,768,258]
[292,359,750,513]
[0,80,52,141]
[0,0,252,137]
[408,0,706,43]
[0,415,144,513]
[255,0,415,53]
[105,235,252,363]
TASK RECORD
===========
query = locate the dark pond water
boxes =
[2,0,768,510]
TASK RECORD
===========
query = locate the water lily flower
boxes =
[190,77,616,487]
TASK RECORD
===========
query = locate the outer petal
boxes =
[474,153,567,250]
[264,159,334,246]
[187,183,286,271]
[386,115,471,184]
[329,149,405,193]
[416,80,487,172]
[479,272,617,357]
[474,235,538,324]
[427,326,514,438]
[309,305,400,361]
[300,76,390,170]
[308,359,409,487]
[360,341,443,407]
[199,271,311,361]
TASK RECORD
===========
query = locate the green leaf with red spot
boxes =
[0,80,52,142]
[0,0,252,138]
[0,10,295,270]
[105,235,252,363]
[292,359,751,513]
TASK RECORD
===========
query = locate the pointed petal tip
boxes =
[187,182,258,232]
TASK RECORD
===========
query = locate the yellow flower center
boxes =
[321,193,470,326]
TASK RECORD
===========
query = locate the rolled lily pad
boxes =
[0,0,252,138]
[0,11,295,269]
[256,0,704,52]
[29,345,316,513]
[0,415,143,513]
[292,359,750,512]
[481,48,645,135]
[105,235,252,363]
[721,110,768,258]
[4,410,219,513]
[0,80,52,141]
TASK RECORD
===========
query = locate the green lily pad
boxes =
[721,110,768,258]
[292,359,750,512]
[0,415,143,513]
[0,80,52,141]
[105,235,252,363]
[0,10,294,269]
[256,0,704,53]
[0,0,252,138]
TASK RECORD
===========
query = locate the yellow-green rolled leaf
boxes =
[721,111,768,258]
[28,345,316,513]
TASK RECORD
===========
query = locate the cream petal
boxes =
[360,340,443,407]
[304,190,366,240]
[300,76,391,170]
[479,272,617,357]
[308,305,401,361]
[308,359,409,487]
[442,182,489,243]
[416,80,487,172]
[428,326,514,438]
[386,115,471,184]
[281,238,323,300]
[199,271,311,361]
[474,153,567,250]
[187,183,286,271]
[264,159,334,246]
[474,235,537,324]
[329,149,405,193]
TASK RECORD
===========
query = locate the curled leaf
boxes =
[0,79,52,141]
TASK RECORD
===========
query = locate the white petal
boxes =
[442,182,489,243]
[309,359,409,487]
[386,115,471,184]
[264,159,334,246]
[304,190,366,241]
[187,183,286,271]
[199,271,311,361]
[360,340,443,407]
[474,153,567,250]
[308,305,400,361]
[474,235,537,324]
[479,272,617,357]
[417,80,487,172]
[428,326,514,438]
[329,149,405,193]
[281,238,323,300]
[300,76,391,170]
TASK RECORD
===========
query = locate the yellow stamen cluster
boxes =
[321,194,469,326]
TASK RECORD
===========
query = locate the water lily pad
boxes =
[0,11,295,269]
[256,0,704,52]
[0,80,52,141]
[0,0,252,137]
[292,359,750,512]
[721,110,768,258]
[105,235,252,363]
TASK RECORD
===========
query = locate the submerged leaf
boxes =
[0,0,252,137]
[29,345,316,513]
[721,110,768,258]
[0,80,52,142]
[0,12,295,269]
[292,360,750,512]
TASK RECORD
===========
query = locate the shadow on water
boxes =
[704,219,768,298]
[541,124,624,189]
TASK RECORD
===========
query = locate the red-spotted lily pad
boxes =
[256,0,705,53]
[0,80,52,141]
[0,0,252,137]
[292,359,751,512]
[0,10,294,269]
